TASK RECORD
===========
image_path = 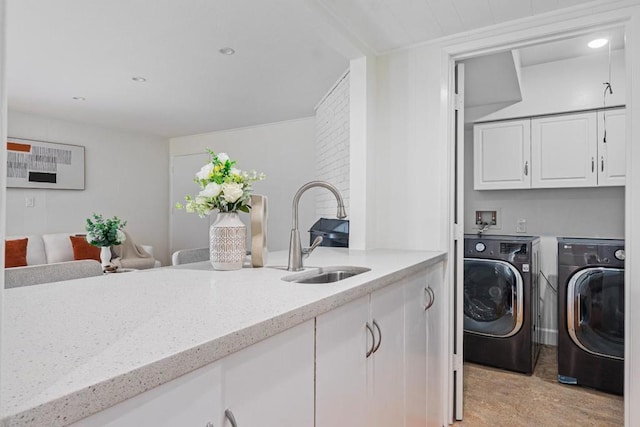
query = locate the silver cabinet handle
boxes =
[601,156,604,172]
[365,322,375,358]
[424,286,435,310]
[524,161,528,176]
[592,157,595,172]
[372,319,382,354]
[225,409,238,427]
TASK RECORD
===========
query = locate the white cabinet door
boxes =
[598,108,626,186]
[426,262,446,427]
[531,112,597,188]
[222,320,315,427]
[71,361,223,427]
[473,119,531,190]
[370,280,407,427]
[316,295,370,427]
[404,268,429,427]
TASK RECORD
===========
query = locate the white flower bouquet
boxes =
[176,150,265,217]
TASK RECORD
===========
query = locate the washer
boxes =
[557,237,625,395]
[464,235,541,374]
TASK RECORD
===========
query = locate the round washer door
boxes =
[463,258,524,338]
[567,267,624,360]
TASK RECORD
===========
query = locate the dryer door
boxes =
[463,258,524,337]
[567,267,624,360]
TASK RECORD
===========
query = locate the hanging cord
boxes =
[603,41,613,143]
[540,271,557,294]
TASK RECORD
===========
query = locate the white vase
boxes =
[209,211,246,270]
[100,246,112,269]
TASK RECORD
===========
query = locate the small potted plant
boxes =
[176,149,265,270]
[85,213,127,268]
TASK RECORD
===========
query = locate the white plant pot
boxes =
[100,246,112,268]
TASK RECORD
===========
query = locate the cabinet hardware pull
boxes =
[425,286,435,310]
[592,157,595,173]
[601,156,604,172]
[372,320,382,354]
[365,323,375,358]
[225,409,238,427]
[524,161,528,176]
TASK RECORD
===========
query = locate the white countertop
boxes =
[1,247,446,426]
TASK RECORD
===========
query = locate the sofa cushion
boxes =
[5,235,47,265]
[42,233,77,264]
[69,236,101,262]
[5,238,29,268]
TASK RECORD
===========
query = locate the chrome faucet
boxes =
[287,181,347,271]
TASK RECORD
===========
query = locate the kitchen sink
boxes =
[282,266,371,284]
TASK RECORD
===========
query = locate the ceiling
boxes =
[6,0,626,139]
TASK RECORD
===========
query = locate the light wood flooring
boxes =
[454,345,623,426]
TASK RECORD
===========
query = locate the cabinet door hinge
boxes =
[453,353,463,371]
[453,223,464,241]
[454,94,464,111]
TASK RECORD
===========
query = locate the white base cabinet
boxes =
[72,320,315,427]
[316,261,446,427]
[71,260,447,427]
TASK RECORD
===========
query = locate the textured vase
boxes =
[100,246,112,269]
[210,212,246,270]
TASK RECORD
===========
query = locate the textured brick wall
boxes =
[315,71,350,219]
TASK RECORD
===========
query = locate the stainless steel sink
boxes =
[282,266,371,284]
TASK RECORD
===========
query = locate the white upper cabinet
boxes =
[531,112,598,188]
[473,108,625,190]
[473,119,531,190]
[598,108,626,186]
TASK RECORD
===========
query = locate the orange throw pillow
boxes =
[5,238,29,268]
[70,236,101,262]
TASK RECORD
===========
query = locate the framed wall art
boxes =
[6,138,85,190]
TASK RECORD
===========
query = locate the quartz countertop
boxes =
[1,247,446,426]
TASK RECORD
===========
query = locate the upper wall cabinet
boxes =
[531,112,597,188]
[473,119,531,190]
[598,108,626,187]
[473,108,625,190]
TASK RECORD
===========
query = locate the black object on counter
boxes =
[309,218,349,248]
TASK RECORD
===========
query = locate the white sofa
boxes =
[5,232,159,267]
[4,233,160,289]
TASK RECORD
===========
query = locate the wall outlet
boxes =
[25,197,35,208]
[516,219,527,233]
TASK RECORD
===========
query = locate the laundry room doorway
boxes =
[449,18,632,425]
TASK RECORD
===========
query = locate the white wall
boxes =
[6,111,171,265]
[315,71,350,218]
[170,118,316,254]
[476,49,626,121]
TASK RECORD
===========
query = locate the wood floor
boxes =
[454,345,624,426]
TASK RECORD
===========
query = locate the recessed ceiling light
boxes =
[588,38,609,49]
[219,47,235,55]
[132,76,147,82]
[72,96,86,101]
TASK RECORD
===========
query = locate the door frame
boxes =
[444,5,639,426]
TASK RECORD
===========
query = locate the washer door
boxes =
[567,267,624,360]
[464,258,524,337]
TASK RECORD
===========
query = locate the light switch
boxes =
[516,219,527,233]
[25,197,35,208]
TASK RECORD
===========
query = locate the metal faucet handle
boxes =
[302,236,323,257]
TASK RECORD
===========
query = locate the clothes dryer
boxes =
[464,235,541,374]
[557,237,624,395]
